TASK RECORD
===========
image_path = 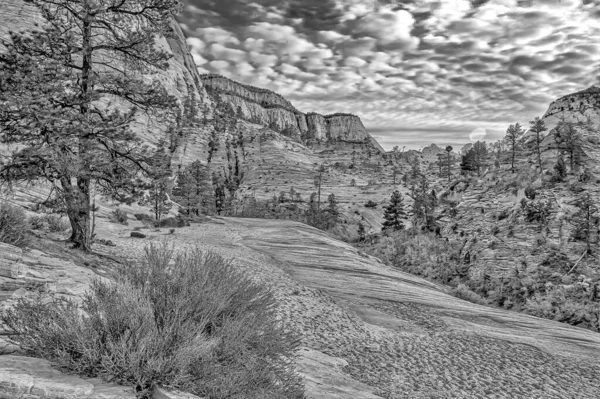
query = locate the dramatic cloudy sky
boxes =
[178,0,600,150]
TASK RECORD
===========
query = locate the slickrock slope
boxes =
[18,216,600,398]
[2,189,600,398]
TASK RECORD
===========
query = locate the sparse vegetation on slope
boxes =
[1,244,305,399]
[361,229,600,331]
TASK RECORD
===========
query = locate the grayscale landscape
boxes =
[1,1,599,398]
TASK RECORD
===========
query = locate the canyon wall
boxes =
[201,74,384,152]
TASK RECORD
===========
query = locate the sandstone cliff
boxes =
[200,74,384,152]
[542,85,600,131]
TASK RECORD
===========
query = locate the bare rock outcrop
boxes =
[542,85,600,131]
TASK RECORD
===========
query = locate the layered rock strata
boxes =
[201,74,384,152]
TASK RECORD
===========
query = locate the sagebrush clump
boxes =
[0,201,29,246]
[1,244,305,399]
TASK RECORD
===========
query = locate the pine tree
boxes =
[148,178,172,224]
[172,161,213,216]
[442,146,455,182]
[554,119,584,173]
[0,0,180,251]
[461,141,487,176]
[409,175,436,230]
[504,123,524,173]
[529,117,547,174]
[382,190,407,231]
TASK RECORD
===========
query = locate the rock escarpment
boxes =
[542,85,600,131]
[201,74,384,152]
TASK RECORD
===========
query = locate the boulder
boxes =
[130,231,147,239]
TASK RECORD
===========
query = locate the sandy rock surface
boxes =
[95,216,600,398]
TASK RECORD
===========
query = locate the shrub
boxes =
[1,245,304,399]
[0,201,29,247]
[28,214,70,233]
[524,186,536,200]
[520,198,551,224]
[569,182,584,193]
[112,208,129,224]
[46,215,70,233]
[451,284,487,306]
[364,200,378,208]
[134,213,154,226]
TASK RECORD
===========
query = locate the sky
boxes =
[177,0,600,151]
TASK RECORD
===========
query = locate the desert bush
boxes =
[112,208,129,224]
[46,215,70,232]
[569,182,584,193]
[520,198,551,224]
[364,200,378,208]
[1,244,305,399]
[524,186,536,200]
[134,213,154,227]
[28,214,70,233]
[450,284,487,305]
[0,201,29,246]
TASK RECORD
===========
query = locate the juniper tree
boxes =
[529,117,547,174]
[327,193,338,216]
[357,222,366,242]
[504,123,524,173]
[553,156,567,182]
[382,190,407,231]
[0,0,180,251]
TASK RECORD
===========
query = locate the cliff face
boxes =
[542,85,600,131]
[200,74,384,152]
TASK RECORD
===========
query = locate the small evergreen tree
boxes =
[553,156,567,182]
[148,179,172,224]
[327,193,339,216]
[460,141,487,176]
[382,190,407,231]
[357,222,366,242]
